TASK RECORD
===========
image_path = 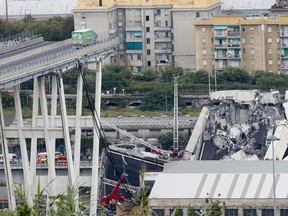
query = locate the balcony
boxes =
[125,26,142,31]
[281,31,288,37]
[227,43,240,48]
[155,37,172,42]
[227,31,240,37]
[155,48,172,54]
[228,54,241,59]
[215,44,228,48]
[215,55,227,59]
[126,50,143,54]
[154,26,171,31]
[126,37,142,42]
[214,32,227,38]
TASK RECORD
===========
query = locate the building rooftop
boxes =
[149,160,288,199]
[220,0,276,10]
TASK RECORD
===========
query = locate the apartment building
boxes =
[73,0,221,73]
[195,12,288,74]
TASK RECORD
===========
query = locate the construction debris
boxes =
[185,90,288,161]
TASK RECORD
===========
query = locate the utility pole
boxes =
[5,0,8,21]
[173,74,179,152]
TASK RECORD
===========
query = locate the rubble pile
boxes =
[186,90,288,161]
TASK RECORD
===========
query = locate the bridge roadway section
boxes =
[0,36,120,89]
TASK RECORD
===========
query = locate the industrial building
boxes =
[149,160,288,216]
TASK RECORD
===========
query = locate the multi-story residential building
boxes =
[73,0,221,73]
[195,11,288,74]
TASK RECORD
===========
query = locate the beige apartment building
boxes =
[73,0,221,73]
[195,13,288,74]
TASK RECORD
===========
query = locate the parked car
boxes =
[0,153,19,164]
[37,152,67,164]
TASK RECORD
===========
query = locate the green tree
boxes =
[218,67,250,84]
[161,66,183,83]
[140,87,173,111]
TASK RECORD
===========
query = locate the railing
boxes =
[0,36,119,85]
[0,29,40,49]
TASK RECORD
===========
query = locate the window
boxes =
[211,38,214,43]
[156,20,161,27]
[225,209,238,216]
[251,59,255,65]
[250,48,255,54]
[203,60,207,65]
[128,9,132,16]
[119,32,123,38]
[242,27,245,32]
[250,27,254,32]
[165,21,168,26]
[81,13,86,19]
[118,10,123,16]
[152,209,164,216]
[278,60,281,65]
[146,27,150,32]
[130,55,133,60]
[277,48,280,54]
[250,37,254,43]
[196,11,200,18]
[119,54,124,60]
[147,38,150,44]
[277,37,280,43]
[243,209,256,216]
[137,67,142,73]
[202,27,206,32]
[268,48,272,54]
[262,209,274,216]
[242,38,246,44]
[243,59,246,65]
[268,37,272,43]
[269,59,273,65]
[202,49,207,55]
[135,9,141,16]
[268,26,272,32]
[135,21,141,27]
[146,15,149,21]
[280,209,288,216]
[147,49,151,55]
[202,38,206,43]
[242,48,246,54]
[169,209,183,216]
[137,54,141,60]
[118,21,123,27]
[147,61,151,66]
[156,9,161,16]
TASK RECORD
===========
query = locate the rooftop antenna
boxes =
[173,74,179,152]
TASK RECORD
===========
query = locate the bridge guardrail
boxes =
[0,36,119,87]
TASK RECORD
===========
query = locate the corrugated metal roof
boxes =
[149,161,288,199]
[220,0,276,10]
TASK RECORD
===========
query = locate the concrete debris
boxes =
[185,90,288,161]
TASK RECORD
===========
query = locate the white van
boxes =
[0,153,18,164]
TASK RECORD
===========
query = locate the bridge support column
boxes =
[90,59,102,216]
[74,70,83,180]
[13,85,32,206]
[57,73,76,185]
[38,77,56,196]
[29,78,39,196]
[0,92,16,210]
